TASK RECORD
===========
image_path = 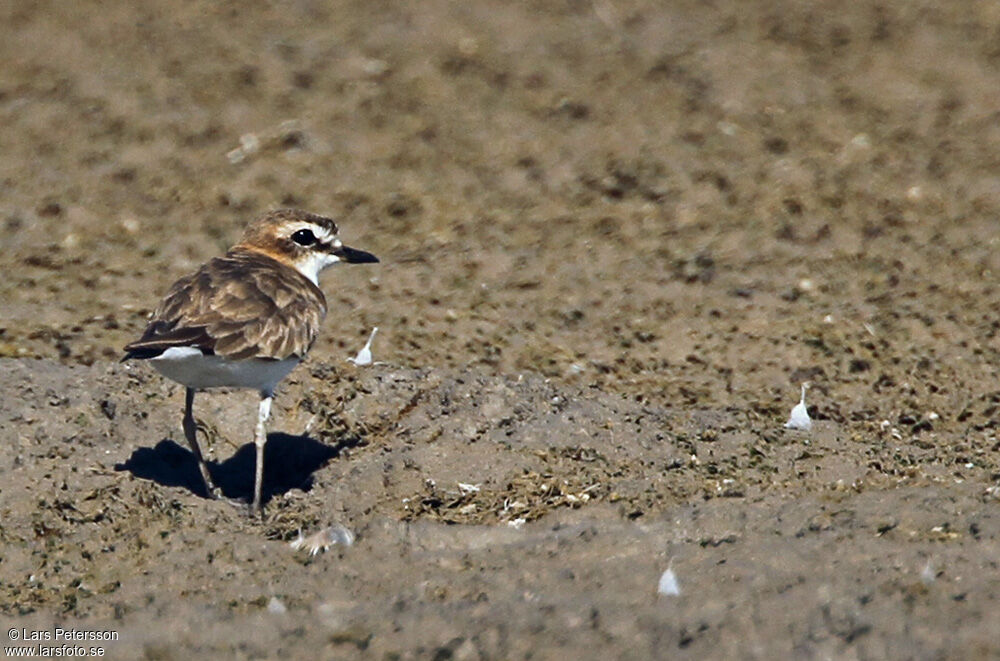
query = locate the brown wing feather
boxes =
[123,249,327,361]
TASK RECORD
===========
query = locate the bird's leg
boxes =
[252,392,273,514]
[183,387,220,499]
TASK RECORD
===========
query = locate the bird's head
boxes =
[237,208,379,284]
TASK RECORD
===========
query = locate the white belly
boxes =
[150,347,299,394]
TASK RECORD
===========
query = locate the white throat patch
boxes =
[285,223,341,285]
[294,249,340,285]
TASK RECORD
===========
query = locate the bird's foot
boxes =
[217,494,264,518]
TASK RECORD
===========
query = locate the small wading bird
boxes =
[122,209,378,513]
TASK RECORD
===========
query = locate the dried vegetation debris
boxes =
[401,446,616,525]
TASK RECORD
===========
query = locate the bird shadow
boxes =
[115,432,361,506]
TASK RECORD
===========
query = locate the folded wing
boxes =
[123,250,327,361]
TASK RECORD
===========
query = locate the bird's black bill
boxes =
[334,245,379,264]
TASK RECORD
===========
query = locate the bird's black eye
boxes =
[291,229,316,246]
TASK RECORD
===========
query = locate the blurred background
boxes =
[3,0,1000,416]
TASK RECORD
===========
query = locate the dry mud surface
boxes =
[3,1,1000,659]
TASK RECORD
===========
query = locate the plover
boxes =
[123,208,378,512]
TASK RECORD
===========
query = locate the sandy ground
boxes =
[3,1,1000,658]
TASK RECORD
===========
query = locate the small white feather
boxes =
[289,524,355,556]
[347,327,378,366]
[658,567,681,596]
[785,383,813,431]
